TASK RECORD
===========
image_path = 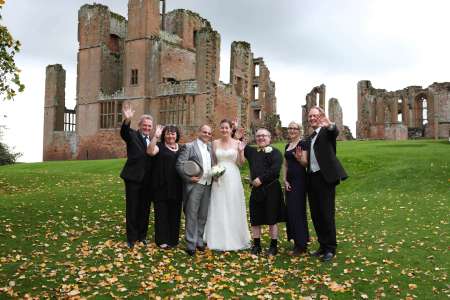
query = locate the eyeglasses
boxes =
[287,127,300,130]
[308,114,321,119]
[255,134,269,138]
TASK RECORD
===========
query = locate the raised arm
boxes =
[120,103,135,141]
[236,140,246,166]
[294,145,308,168]
[147,125,163,156]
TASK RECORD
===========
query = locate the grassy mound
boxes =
[0,140,448,298]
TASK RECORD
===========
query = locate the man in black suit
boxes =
[120,103,153,248]
[307,106,348,262]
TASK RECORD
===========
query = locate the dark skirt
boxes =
[285,181,309,248]
[249,181,286,226]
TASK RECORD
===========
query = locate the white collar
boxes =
[197,139,208,147]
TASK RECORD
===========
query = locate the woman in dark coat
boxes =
[284,121,309,255]
[147,125,183,249]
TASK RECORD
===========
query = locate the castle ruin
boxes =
[356,81,450,140]
[43,0,277,160]
[301,84,352,140]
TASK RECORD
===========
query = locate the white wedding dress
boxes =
[204,147,251,251]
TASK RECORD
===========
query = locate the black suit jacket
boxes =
[120,121,152,183]
[309,125,348,184]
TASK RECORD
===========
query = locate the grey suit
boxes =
[176,139,212,251]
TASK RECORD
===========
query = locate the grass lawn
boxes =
[0,139,449,299]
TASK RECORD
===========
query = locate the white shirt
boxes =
[196,139,212,185]
[310,127,321,173]
[142,134,150,146]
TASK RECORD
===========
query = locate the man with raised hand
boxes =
[120,103,153,248]
[307,106,348,262]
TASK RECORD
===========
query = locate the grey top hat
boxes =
[182,160,202,177]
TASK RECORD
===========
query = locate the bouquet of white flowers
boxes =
[211,164,226,178]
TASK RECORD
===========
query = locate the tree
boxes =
[0,2,25,100]
[0,124,21,165]
[263,113,282,141]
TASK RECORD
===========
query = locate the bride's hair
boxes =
[219,119,232,128]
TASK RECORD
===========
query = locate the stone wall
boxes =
[356,80,450,139]
[43,1,277,161]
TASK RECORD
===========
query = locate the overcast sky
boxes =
[2,0,450,162]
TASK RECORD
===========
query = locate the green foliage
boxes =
[0,140,20,165]
[263,113,282,140]
[0,140,449,298]
[0,4,25,100]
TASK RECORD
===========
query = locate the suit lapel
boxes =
[136,130,146,151]
[193,139,204,167]
[312,128,323,153]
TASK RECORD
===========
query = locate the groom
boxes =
[176,124,213,256]
[244,128,286,256]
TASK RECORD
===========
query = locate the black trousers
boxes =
[308,171,337,253]
[154,198,182,247]
[124,180,151,243]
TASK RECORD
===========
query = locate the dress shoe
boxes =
[127,241,134,249]
[196,245,206,252]
[291,246,307,256]
[250,245,262,255]
[159,244,172,250]
[310,249,325,257]
[320,252,335,262]
[185,249,196,256]
[267,245,278,256]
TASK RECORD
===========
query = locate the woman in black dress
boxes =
[147,125,183,249]
[284,121,309,255]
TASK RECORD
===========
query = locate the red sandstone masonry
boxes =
[43,1,277,161]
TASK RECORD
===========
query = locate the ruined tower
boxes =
[43,2,278,161]
[230,41,253,129]
[43,64,77,160]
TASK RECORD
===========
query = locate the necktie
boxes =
[310,131,317,140]
[144,135,149,146]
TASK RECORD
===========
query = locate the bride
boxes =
[204,119,251,251]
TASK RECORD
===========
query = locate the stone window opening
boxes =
[397,99,403,123]
[235,76,243,97]
[193,30,198,48]
[160,96,189,126]
[254,63,260,77]
[108,34,120,53]
[64,108,76,132]
[130,69,138,85]
[254,85,259,100]
[415,95,428,127]
[100,101,123,129]
[159,0,165,16]
[160,0,166,30]
[254,109,261,120]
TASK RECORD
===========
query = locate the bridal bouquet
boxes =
[211,164,226,178]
